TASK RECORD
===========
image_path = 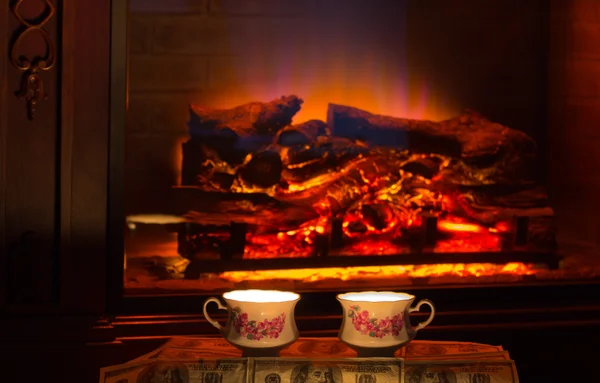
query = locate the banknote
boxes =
[404,360,519,383]
[98,358,249,383]
[404,341,504,359]
[253,358,404,383]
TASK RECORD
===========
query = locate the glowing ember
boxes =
[218,262,535,283]
[438,220,485,234]
[242,214,504,259]
[181,97,555,263]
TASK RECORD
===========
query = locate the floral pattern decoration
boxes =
[231,307,286,340]
[348,305,404,338]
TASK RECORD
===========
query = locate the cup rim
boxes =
[336,291,415,302]
[222,289,300,303]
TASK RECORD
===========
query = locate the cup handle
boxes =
[409,299,436,332]
[203,297,228,332]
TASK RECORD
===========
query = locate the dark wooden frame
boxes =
[1,0,112,340]
[118,281,600,336]
[107,0,128,316]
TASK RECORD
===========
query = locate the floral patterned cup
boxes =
[337,291,435,357]
[203,289,301,356]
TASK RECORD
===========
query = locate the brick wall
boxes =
[126,0,326,213]
[125,1,549,221]
[548,0,600,255]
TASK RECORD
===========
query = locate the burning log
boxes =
[360,204,395,231]
[275,119,330,146]
[401,157,443,179]
[274,154,406,212]
[327,104,536,185]
[171,187,319,230]
[446,187,554,226]
[175,96,556,256]
[279,136,369,183]
[183,95,304,172]
[188,95,303,138]
[238,150,283,188]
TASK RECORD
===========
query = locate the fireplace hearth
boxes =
[125,92,561,289]
[147,93,558,277]
[119,0,600,295]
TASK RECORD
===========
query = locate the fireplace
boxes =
[120,0,600,295]
[1,1,600,382]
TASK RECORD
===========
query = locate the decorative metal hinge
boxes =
[9,0,57,120]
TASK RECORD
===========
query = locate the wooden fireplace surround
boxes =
[0,1,600,382]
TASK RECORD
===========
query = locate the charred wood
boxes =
[188,95,303,138]
[327,104,536,185]
[174,97,555,254]
[238,150,283,188]
[171,187,319,230]
[275,119,330,146]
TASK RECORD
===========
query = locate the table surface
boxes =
[136,336,508,361]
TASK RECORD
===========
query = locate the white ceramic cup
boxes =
[203,289,301,356]
[337,291,435,357]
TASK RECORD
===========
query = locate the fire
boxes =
[157,13,554,283]
[174,136,188,186]
[188,7,457,126]
[438,220,485,234]
[203,61,455,126]
[218,262,535,283]
[245,217,330,259]
[122,2,562,293]
[241,212,505,260]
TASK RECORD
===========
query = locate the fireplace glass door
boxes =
[121,0,598,295]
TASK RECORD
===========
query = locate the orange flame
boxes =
[204,75,455,125]
[438,220,485,234]
[194,12,457,124]
[219,262,535,284]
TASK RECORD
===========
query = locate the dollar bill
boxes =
[253,358,404,383]
[405,360,519,383]
[404,341,504,359]
[99,358,249,383]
